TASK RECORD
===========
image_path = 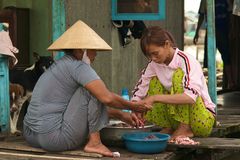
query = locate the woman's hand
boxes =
[120,112,144,128]
[142,95,156,107]
[134,112,146,123]
[130,100,152,113]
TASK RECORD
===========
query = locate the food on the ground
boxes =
[113,152,120,157]
[169,136,200,145]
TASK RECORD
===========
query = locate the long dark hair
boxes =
[140,26,176,57]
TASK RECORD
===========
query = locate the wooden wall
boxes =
[65,0,184,95]
[230,15,240,88]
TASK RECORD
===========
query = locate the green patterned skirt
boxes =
[145,68,215,137]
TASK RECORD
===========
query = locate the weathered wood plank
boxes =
[0,140,177,160]
[168,137,240,150]
[0,150,177,160]
[108,147,176,160]
[211,126,240,137]
[0,151,90,160]
[206,114,240,137]
[0,141,102,158]
[217,115,240,121]
[218,108,240,115]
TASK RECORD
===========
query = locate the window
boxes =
[112,0,165,20]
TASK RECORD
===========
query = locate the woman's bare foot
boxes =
[84,142,113,157]
[84,132,113,157]
[160,127,174,135]
[170,123,193,141]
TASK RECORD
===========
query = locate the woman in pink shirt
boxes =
[132,26,215,140]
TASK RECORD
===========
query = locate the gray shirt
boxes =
[24,55,100,134]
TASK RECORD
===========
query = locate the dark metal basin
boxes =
[100,120,155,147]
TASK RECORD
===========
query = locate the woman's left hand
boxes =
[120,112,144,128]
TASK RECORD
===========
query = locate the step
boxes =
[168,137,240,150]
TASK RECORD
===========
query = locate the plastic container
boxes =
[121,88,131,113]
[100,121,155,147]
[122,132,170,154]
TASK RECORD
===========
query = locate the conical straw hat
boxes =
[48,20,112,51]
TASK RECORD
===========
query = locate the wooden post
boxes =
[0,55,10,133]
[207,0,217,109]
[52,0,66,60]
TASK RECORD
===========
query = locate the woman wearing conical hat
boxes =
[23,20,151,157]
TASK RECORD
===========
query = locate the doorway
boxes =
[184,0,224,91]
[0,6,30,69]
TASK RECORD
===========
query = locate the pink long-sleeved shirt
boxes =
[132,48,216,115]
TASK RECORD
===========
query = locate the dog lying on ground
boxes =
[9,52,54,134]
[9,83,24,113]
[9,83,26,134]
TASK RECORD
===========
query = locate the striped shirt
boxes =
[132,48,216,115]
